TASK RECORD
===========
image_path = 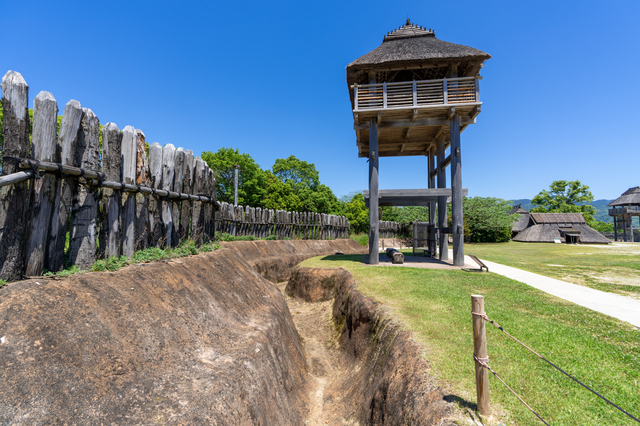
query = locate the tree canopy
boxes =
[272,155,319,190]
[202,149,340,214]
[202,147,267,207]
[463,197,515,243]
[531,180,597,224]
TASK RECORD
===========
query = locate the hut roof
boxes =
[513,223,610,244]
[530,213,586,224]
[346,20,491,86]
[512,213,530,233]
[608,187,640,206]
[507,204,528,215]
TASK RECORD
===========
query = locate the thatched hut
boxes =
[346,19,490,266]
[512,212,610,244]
[608,187,640,242]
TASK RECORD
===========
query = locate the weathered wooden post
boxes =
[121,126,137,256]
[191,157,206,244]
[134,129,149,250]
[68,108,100,269]
[161,144,176,247]
[24,91,58,276]
[179,149,194,242]
[472,295,490,416]
[171,147,185,246]
[203,167,214,241]
[49,99,83,271]
[450,111,464,266]
[148,142,163,247]
[437,134,448,261]
[369,115,379,263]
[0,71,30,280]
[102,123,123,257]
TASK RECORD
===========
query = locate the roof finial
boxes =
[406,17,410,25]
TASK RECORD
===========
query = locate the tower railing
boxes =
[352,76,480,111]
[609,206,640,215]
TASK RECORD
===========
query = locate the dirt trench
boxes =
[283,266,458,426]
[0,240,462,425]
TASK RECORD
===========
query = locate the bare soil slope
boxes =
[0,240,365,425]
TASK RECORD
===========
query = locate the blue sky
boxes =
[2,0,638,201]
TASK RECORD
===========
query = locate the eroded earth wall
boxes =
[0,240,364,425]
[289,266,454,425]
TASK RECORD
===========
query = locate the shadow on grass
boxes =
[318,254,367,263]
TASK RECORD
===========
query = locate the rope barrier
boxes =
[473,354,550,425]
[473,311,640,424]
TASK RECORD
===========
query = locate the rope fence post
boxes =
[472,294,491,416]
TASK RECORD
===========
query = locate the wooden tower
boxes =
[608,187,640,242]
[346,20,491,266]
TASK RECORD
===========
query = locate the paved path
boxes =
[471,256,640,329]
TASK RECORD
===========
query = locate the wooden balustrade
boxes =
[352,76,480,111]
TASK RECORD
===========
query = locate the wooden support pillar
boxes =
[427,147,436,225]
[437,135,448,261]
[427,147,437,257]
[623,214,628,242]
[450,112,464,266]
[369,117,379,265]
[613,216,617,242]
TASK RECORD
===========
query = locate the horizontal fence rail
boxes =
[352,76,480,111]
[215,202,350,240]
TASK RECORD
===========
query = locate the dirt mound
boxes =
[288,266,455,425]
[0,246,314,425]
[220,239,366,282]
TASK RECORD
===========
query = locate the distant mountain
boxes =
[506,199,614,223]
[591,199,614,222]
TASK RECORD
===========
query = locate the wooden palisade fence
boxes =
[215,202,350,240]
[379,221,410,238]
[0,71,217,281]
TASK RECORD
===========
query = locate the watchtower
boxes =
[608,187,640,242]
[346,20,491,265]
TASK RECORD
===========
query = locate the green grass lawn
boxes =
[465,241,640,299]
[301,254,640,426]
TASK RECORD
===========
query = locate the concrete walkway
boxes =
[467,255,640,329]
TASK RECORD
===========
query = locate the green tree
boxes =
[272,155,320,190]
[463,197,516,243]
[201,147,267,207]
[394,206,430,224]
[531,180,597,225]
[296,184,340,214]
[262,172,301,211]
[341,192,369,234]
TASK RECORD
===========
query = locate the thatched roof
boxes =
[513,223,610,244]
[512,213,531,233]
[346,20,491,87]
[508,204,528,215]
[530,213,586,224]
[608,187,640,206]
